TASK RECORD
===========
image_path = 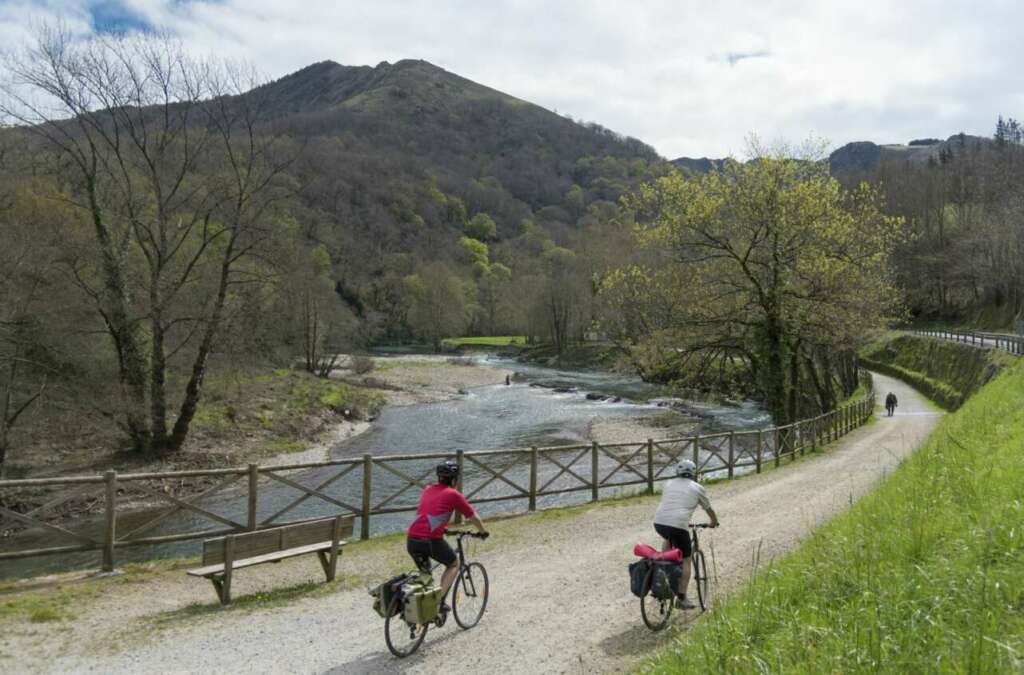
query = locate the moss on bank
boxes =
[859,332,1014,409]
[641,360,1024,674]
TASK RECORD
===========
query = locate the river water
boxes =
[1,356,769,579]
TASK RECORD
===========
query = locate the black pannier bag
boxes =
[370,574,407,618]
[650,562,681,600]
[629,559,651,597]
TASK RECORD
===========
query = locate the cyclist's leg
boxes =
[655,524,691,597]
[677,534,693,598]
[429,538,460,597]
[407,537,433,573]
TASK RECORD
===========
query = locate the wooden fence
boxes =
[0,392,876,573]
[914,329,1024,355]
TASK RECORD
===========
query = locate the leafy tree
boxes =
[615,144,902,422]
[465,212,498,241]
[404,262,470,349]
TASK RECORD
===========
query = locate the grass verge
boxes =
[641,360,1024,674]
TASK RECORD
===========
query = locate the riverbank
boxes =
[0,372,936,674]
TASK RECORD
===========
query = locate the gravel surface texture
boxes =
[2,373,938,674]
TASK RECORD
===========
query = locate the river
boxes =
[0,356,768,579]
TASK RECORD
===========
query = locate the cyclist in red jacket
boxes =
[407,460,489,607]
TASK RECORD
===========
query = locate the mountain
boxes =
[671,133,994,177]
[251,59,661,222]
[235,59,667,336]
[828,134,993,175]
[670,156,727,174]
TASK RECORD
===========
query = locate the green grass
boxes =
[641,360,1024,674]
[441,335,526,348]
[0,583,99,626]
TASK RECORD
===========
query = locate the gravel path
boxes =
[6,373,938,674]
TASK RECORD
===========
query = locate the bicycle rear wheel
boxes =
[640,567,673,631]
[452,562,489,629]
[693,550,711,612]
[385,594,428,657]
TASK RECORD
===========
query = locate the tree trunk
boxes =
[167,251,232,452]
[758,313,789,425]
[87,178,150,450]
[150,306,169,450]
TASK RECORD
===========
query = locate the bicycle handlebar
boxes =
[689,523,715,528]
[444,529,489,539]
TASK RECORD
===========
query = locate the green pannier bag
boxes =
[402,581,444,625]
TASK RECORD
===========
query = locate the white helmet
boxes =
[675,459,696,478]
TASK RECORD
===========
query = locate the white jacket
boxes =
[653,477,712,529]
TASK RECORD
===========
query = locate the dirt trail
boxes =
[5,373,939,674]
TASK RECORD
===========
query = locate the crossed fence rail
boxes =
[0,391,876,573]
[914,329,1024,355]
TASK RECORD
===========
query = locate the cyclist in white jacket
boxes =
[653,459,719,608]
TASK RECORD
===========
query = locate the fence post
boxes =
[361,454,372,540]
[727,432,735,479]
[774,428,781,468]
[247,464,258,530]
[811,417,818,452]
[799,422,805,456]
[646,439,655,494]
[591,442,599,502]
[102,470,116,572]
[755,430,763,473]
[529,447,538,511]
[455,450,465,524]
[692,434,700,467]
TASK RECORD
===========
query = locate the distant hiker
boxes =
[885,392,898,417]
[505,374,511,386]
[653,459,719,609]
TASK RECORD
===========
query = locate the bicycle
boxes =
[689,523,713,611]
[383,530,490,658]
[638,523,713,630]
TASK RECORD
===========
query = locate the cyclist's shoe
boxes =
[675,596,696,610]
[434,603,451,627]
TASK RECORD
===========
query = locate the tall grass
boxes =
[642,360,1024,674]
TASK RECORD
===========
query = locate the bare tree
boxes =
[1,24,292,452]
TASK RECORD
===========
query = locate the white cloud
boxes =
[0,0,1018,157]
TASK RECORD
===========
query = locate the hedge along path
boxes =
[5,372,938,675]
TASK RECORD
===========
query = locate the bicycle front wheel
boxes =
[693,550,711,612]
[452,562,489,629]
[640,567,673,631]
[385,593,428,658]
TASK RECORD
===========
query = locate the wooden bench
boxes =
[187,514,354,605]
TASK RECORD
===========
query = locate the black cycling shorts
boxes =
[654,523,692,558]
[407,536,456,571]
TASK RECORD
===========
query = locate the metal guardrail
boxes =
[0,393,877,573]
[913,329,1024,355]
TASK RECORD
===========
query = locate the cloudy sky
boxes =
[1,0,1019,158]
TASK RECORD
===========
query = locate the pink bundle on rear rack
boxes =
[633,542,683,563]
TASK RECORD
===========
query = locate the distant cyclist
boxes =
[885,392,898,417]
[407,460,489,613]
[653,459,719,609]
